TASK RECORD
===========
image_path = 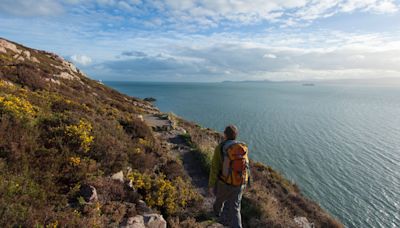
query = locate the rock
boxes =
[120,212,166,228]
[210,223,225,228]
[79,184,98,203]
[61,60,78,74]
[23,50,31,59]
[112,170,124,183]
[123,215,145,228]
[173,126,186,134]
[136,200,152,214]
[137,115,144,122]
[0,39,21,54]
[44,78,61,85]
[143,97,156,102]
[56,72,75,80]
[0,46,6,53]
[294,216,313,228]
[31,56,40,63]
[143,213,167,228]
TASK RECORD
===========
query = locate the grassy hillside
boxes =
[0,38,342,227]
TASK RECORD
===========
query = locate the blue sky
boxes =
[1,0,400,82]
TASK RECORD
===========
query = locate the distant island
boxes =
[222,79,272,83]
[143,97,157,102]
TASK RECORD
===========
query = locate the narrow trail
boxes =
[144,114,214,213]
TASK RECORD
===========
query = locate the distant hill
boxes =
[222,79,273,83]
[0,38,342,227]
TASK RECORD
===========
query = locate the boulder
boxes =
[0,39,21,54]
[79,184,98,203]
[143,213,167,228]
[294,216,313,228]
[23,50,31,59]
[121,213,166,228]
[123,215,146,228]
[112,170,124,183]
[137,115,144,122]
[56,72,75,80]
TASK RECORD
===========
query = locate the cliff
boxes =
[0,38,342,228]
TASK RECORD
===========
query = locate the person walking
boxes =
[208,125,250,228]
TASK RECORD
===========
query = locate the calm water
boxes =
[105,81,400,228]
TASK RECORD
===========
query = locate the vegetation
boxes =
[0,38,342,227]
[128,170,200,215]
[0,39,201,227]
[175,118,343,228]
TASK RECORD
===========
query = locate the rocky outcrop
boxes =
[123,215,145,228]
[122,214,167,228]
[0,39,40,63]
[294,216,314,228]
[0,39,21,54]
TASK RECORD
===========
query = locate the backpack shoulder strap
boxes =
[219,141,227,158]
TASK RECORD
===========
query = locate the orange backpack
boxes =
[219,141,250,186]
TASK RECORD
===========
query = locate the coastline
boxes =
[0,38,343,227]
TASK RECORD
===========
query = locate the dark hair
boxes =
[224,125,238,140]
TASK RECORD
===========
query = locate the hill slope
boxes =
[0,38,342,227]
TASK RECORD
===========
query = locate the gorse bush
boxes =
[65,119,94,153]
[128,170,201,215]
[0,94,37,120]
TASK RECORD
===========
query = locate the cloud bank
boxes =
[0,0,399,81]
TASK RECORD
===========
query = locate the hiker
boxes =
[208,125,250,228]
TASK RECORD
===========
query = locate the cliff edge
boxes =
[0,38,342,228]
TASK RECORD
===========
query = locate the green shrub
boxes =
[128,170,201,215]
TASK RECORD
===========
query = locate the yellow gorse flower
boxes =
[69,156,81,166]
[127,170,200,215]
[65,120,94,153]
[0,94,36,119]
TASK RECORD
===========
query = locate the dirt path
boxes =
[144,114,214,213]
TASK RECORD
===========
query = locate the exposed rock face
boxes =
[0,39,40,63]
[44,78,61,85]
[56,71,76,80]
[0,39,21,54]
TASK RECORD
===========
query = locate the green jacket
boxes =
[208,143,223,187]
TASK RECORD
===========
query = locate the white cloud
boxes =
[1,0,398,28]
[149,0,400,28]
[263,54,277,59]
[368,0,398,13]
[0,0,63,16]
[1,0,399,81]
[86,30,400,81]
[71,55,92,66]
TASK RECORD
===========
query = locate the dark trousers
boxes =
[213,180,245,228]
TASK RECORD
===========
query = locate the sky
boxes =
[1,0,400,82]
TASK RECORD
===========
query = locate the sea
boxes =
[105,81,400,228]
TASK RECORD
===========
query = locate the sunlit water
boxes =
[105,81,400,227]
